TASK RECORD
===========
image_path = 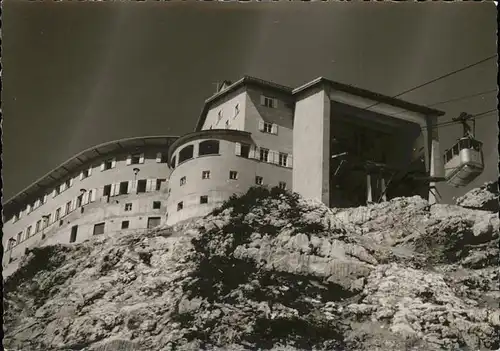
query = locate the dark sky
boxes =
[2,1,498,204]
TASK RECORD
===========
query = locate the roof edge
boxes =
[4,135,179,207]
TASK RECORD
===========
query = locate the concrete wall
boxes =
[293,87,331,205]
[202,89,247,131]
[3,150,172,268]
[166,137,292,225]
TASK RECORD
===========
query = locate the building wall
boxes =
[166,136,292,226]
[3,150,172,269]
[202,89,247,131]
[293,87,331,205]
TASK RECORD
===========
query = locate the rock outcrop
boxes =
[3,186,499,351]
[456,180,499,212]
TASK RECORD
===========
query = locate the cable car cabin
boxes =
[443,137,484,188]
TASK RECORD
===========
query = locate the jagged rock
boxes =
[456,181,499,212]
[4,186,500,351]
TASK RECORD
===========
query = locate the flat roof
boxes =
[4,135,179,216]
[293,77,446,117]
[194,76,445,132]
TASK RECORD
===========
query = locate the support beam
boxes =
[366,174,373,204]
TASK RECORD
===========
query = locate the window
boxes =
[241,144,250,158]
[88,190,94,202]
[259,148,270,162]
[26,226,32,238]
[103,184,112,197]
[121,221,130,229]
[177,202,183,211]
[36,220,42,233]
[202,171,210,179]
[153,201,161,209]
[278,181,287,190]
[200,195,208,204]
[65,201,71,214]
[171,156,176,168]
[125,203,132,211]
[180,176,187,186]
[147,217,161,229]
[137,179,147,193]
[65,179,72,189]
[13,213,19,223]
[17,232,22,244]
[70,226,78,243]
[130,154,141,164]
[8,238,15,250]
[178,145,194,164]
[263,122,273,133]
[93,223,105,235]
[43,215,50,228]
[234,103,240,116]
[59,219,64,227]
[279,153,288,167]
[77,194,83,208]
[262,96,277,108]
[217,110,223,122]
[104,159,113,170]
[156,179,166,191]
[54,187,60,197]
[119,181,129,195]
[229,171,238,180]
[199,140,220,156]
[55,208,61,221]
[255,176,263,185]
[81,168,90,179]
[225,120,230,129]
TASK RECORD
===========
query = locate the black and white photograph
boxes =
[1,1,499,350]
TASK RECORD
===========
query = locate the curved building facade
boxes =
[3,75,446,279]
[2,136,177,275]
[166,129,293,225]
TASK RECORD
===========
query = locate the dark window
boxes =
[199,140,220,156]
[200,196,208,204]
[229,171,238,180]
[255,176,263,185]
[70,226,78,243]
[35,220,41,233]
[153,201,161,209]
[171,156,176,168]
[93,222,105,235]
[279,153,288,167]
[82,169,90,179]
[27,226,32,238]
[241,144,250,158]
[202,171,210,179]
[17,232,22,244]
[131,154,141,164]
[121,221,129,229]
[178,145,194,164]
[156,179,166,191]
[263,122,273,133]
[65,201,71,214]
[125,203,132,211]
[452,144,460,155]
[119,181,129,195]
[59,219,64,226]
[180,176,186,186]
[262,96,276,108]
[103,184,112,197]
[177,202,183,211]
[65,179,71,189]
[147,217,161,229]
[259,148,269,162]
[104,159,113,170]
[77,194,83,208]
[55,208,61,220]
[278,181,287,190]
[137,179,147,193]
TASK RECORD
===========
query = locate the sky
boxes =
[2,1,498,204]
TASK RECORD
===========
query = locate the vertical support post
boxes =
[366,173,373,204]
[380,176,387,202]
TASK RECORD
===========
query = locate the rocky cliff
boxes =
[3,185,499,351]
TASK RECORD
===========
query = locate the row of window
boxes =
[175,180,286,212]
[178,170,286,187]
[11,152,169,222]
[171,140,292,170]
[7,199,164,251]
